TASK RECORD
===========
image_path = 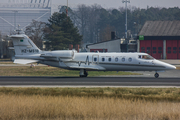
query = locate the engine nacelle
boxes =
[40,50,76,61]
[50,50,75,58]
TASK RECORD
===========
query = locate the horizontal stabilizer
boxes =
[10,35,24,38]
[69,65,106,70]
[14,59,39,64]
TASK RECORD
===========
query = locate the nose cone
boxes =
[155,60,176,70]
[166,64,176,70]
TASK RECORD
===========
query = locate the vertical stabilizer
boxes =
[11,34,41,55]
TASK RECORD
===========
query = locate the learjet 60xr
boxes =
[10,32,176,78]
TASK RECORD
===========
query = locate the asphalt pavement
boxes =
[0,69,179,87]
[0,60,180,87]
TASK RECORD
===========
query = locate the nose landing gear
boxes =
[154,72,159,78]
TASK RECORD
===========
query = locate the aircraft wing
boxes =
[68,65,106,70]
[14,59,39,64]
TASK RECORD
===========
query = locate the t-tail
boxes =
[11,34,41,55]
[10,33,41,64]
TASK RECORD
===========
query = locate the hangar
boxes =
[86,32,122,52]
[86,39,121,52]
[138,21,180,59]
[86,32,136,52]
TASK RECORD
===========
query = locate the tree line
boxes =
[69,5,180,43]
[25,5,180,50]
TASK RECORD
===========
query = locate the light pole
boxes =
[66,0,68,16]
[122,0,130,39]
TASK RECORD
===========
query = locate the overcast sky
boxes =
[54,0,180,9]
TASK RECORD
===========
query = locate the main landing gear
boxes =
[154,72,159,78]
[79,69,88,77]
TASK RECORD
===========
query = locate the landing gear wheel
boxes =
[154,73,159,78]
[84,70,88,77]
[79,69,88,77]
[79,74,88,77]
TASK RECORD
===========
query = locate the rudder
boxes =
[11,34,41,55]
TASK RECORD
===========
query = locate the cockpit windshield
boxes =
[138,55,154,60]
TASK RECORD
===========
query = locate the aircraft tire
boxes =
[84,70,88,77]
[79,69,88,77]
[154,73,159,78]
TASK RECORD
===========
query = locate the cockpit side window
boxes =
[143,55,154,59]
[139,55,154,60]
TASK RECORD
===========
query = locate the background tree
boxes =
[74,4,91,43]
[71,5,180,44]
[25,20,46,49]
[44,12,82,50]
[26,5,180,48]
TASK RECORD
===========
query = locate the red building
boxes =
[138,21,180,59]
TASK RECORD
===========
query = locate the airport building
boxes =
[0,0,57,58]
[86,32,137,52]
[138,21,180,59]
[0,0,53,35]
[87,21,180,60]
[86,39,121,52]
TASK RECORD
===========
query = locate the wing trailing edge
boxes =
[69,65,106,70]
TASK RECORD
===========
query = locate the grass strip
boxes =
[1,87,180,102]
[0,66,140,76]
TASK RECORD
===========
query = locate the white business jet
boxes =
[10,32,176,78]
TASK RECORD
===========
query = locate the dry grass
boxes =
[1,87,180,102]
[0,94,180,120]
[0,88,180,119]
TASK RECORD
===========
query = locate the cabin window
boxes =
[108,58,111,62]
[122,58,125,62]
[138,55,141,58]
[115,57,118,62]
[128,58,132,62]
[102,58,105,62]
[94,58,97,62]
